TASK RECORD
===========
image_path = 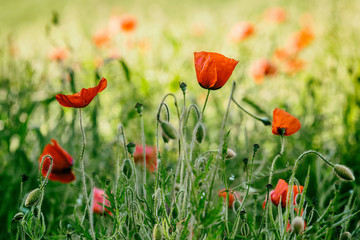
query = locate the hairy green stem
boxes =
[202,89,211,115]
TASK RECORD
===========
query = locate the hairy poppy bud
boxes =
[160,121,178,140]
[291,216,304,235]
[135,103,143,115]
[127,142,136,156]
[179,82,187,93]
[123,159,133,179]
[162,131,170,143]
[12,212,24,222]
[25,188,42,207]
[260,117,271,126]
[195,123,205,144]
[226,148,237,159]
[171,204,179,219]
[340,232,352,240]
[153,224,162,240]
[333,164,355,182]
[253,144,260,152]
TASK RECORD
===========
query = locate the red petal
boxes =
[270,179,288,206]
[93,187,112,215]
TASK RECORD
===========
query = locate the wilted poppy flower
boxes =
[93,29,111,48]
[263,179,304,209]
[218,188,240,208]
[93,187,112,215]
[49,47,68,62]
[194,51,239,90]
[133,145,157,172]
[285,27,314,54]
[264,7,287,24]
[55,78,107,108]
[120,14,137,33]
[272,108,301,136]
[229,22,255,43]
[39,139,75,183]
[249,58,277,84]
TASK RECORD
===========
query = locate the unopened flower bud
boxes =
[340,232,352,240]
[12,212,24,222]
[153,223,162,240]
[135,103,143,115]
[226,148,237,159]
[179,82,187,93]
[333,164,355,182]
[171,204,179,219]
[162,131,170,143]
[253,144,260,153]
[122,159,133,180]
[195,123,205,144]
[127,142,136,156]
[291,216,304,235]
[25,188,42,207]
[160,121,178,140]
[260,117,271,126]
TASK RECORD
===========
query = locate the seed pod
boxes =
[179,82,187,92]
[12,212,24,222]
[260,117,271,126]
[127,142,136,156]
[153,224,162,240]
[122,159,133,179]
[226,148,237,159]
[25,188,42,207]
[291,216,304,235]
[195,123,205,144]
[333,164,355,182]
[340,232,352,240]
[171,204,179,219]
[160,121,178,140]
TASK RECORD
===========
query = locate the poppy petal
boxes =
[272,108,301,136]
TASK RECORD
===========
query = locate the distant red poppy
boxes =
[264,7,287,24]
[93,187,112,215]
[229,22,255,43]
[93,29,111,48]
[49,47,68,62]
[285,27,314,54]
[194,51,238,90]
[263,179,304,209]
[133,145,157,172]
[120,14,137,33]
[283,58,306,75]
[55,78,107,108]
[218,188,240,208]
[272,108,301,136]
[249,58,277,84]
[39,139,75,183]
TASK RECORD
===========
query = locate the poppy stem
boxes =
[78,108,96,240]
[231,97,270,125]
[201,89,211,115]
[139,111,147,199]
[116,124,128,195]
[39,154,53,190]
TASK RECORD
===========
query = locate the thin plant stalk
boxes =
[201,89,211,115]
[139,111,147,199]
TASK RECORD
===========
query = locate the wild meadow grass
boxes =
[1,0,360,239]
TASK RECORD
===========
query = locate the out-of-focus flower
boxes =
[108,15,121,35]
[133,145,157,172]
[263,179,304,208]
[249,58,277,84]
[264,7,287,24]
[93,29,111,48]
[218,189,240,208]
[120,14,137,33]
[272,108,301,136]
[285,27,314,54]
[191,22,206,37]
[55,78,107,108]
[194,51,239,90]
[283,58,306,74]
[93,187,112,215]
[49,47,68,62]
[39,139,75,183]
[229,22,255,43]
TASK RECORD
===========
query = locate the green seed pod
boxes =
[25,188,42,207]
[226,148,237,159]
[333,164,355,182]
[127,142,136,156]
[195,123,205,144]
[291,216,304,235]
[122,159,133,179]
[160,121,178,140]
[171,204,179,219]
[260,117,271,126]
[12,212,24,222]
[340,231,352,240]
[153,224,162,240]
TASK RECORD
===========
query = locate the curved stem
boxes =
[202,89,211,115]
[39,155,53,190]
[232,97,264,122]
[115,124,128,194]
[140,113,147,199]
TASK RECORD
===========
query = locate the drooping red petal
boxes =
[93,187,112,215]
[55,78,107,108]
[271,179,288,206]
[272,108,301,136]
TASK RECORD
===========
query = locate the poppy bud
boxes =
[291,216,304,235]
[260,117,271,126]
[340,232,352,240]
[127,142,136,156]
[253,144,260,152]
[160,121,178,140]
[21,173,29,182]
[162,131,170,143]
[171,204,179,219]
[333,164,355,182]
[195,123,206,144]
[135,103,143,115]
[123,159,133,179]
[12,212,24,222]
[25,188,42,207]
[226,149,237,159]
[153,224,162,240]
[179,82,187,93]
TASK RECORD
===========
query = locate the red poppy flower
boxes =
[133,145,157,172]
[285,27,314,54]
[263,179,304,209]
[194,51,239,90]
[93,29,111,48]
[49,47,68,62]
[229,22,255,43]
[39,139,75,183]
[272,108,301,136]
[120,14,137,33]
[249,58,277,84]
[55,78,107,108]
[264,7,287,24]
[93,187,112,215]
[218,188,240,208]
